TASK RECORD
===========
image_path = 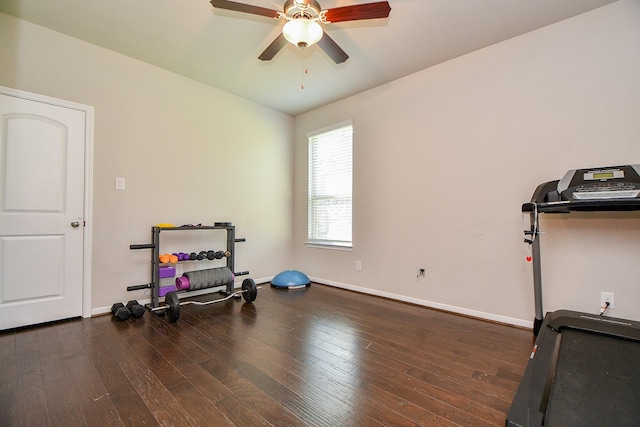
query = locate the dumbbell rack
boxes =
[129,223,247,309]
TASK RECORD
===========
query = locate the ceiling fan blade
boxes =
[323,1,391,23]
[258,34,288,61]
[210,0,280,19]
[317,32,349,64]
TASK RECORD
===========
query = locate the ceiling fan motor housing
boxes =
[283,0,323,20]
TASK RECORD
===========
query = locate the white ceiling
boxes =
[0,0,618,116]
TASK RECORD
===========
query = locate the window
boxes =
[307,121,353,248]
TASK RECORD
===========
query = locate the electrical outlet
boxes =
[601,292,614,309]
[356,261,362,271]
[115,177,126,190]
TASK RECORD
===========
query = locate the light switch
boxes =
[115,177,126,190]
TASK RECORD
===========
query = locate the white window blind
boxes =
[307,122,353,247]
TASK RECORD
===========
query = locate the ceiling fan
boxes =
[210,0,392,64]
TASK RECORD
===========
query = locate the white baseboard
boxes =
[309,276,533,329]
[93,275,532,329]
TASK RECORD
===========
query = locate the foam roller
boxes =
[181,267,234,291]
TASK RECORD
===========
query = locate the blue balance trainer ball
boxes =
[271,270,310,290]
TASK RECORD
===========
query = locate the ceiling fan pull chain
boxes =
[300,49,308,90]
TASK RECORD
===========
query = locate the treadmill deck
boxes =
[506,310,640,427]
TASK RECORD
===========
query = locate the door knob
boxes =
[71,221,81,228]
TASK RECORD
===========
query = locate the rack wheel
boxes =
[242,278,257,303]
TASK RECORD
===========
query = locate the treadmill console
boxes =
[557,164,640,201]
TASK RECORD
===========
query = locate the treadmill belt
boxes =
[545,329,640,426]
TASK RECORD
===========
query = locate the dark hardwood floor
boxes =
[0,283,533,426]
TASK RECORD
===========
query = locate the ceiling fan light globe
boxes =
[283,18,323,48]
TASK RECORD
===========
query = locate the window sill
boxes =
[305,241,353,251]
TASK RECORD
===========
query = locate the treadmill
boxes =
[507,165,640,427]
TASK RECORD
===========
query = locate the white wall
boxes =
[294,0,640,327]
[3,1,640,326]
[0,13,295,312]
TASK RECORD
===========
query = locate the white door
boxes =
[0,90,87,330]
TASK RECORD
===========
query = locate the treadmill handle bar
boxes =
[524,205,545,335]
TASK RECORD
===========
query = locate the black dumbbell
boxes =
[126,300,145,318]
[111,302,130,321]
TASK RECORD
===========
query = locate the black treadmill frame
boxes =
[510,177,640,426]
[522,179,640,335]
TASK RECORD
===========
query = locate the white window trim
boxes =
[306,120,353,250]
